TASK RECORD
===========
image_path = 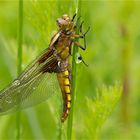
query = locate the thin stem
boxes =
[16,0,23,139]
[17,0,23,75]
[120,25,130,126]
[67,0,81,139]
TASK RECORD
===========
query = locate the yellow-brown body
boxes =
[45,14,89,122]
[50,31,73,122]
[0,14,89,123]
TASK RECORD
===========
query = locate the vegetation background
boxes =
[0,0,139,139]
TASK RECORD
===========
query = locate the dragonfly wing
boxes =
[21,72,60,109]
[0,72,60,115]
[0,47,61,114]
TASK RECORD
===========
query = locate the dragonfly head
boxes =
[56,14,74,32]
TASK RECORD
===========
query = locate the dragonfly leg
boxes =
[71,13,77,22]
[78,22,90,50]
[73,41,86,50]
[74,16,81,30]
[79,21,90,37]
[72,22,90,50]
[69,45,72,56]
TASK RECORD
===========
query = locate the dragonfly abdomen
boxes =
[62,70,71,122]
[57,69,71,122]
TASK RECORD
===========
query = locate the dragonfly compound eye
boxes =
[56,18,68,27]
[56,14,72,30]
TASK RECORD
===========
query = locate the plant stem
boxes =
[16,0,23,139]
[67,0,81,139]
[17,0,23,75]
[120,25,130,126]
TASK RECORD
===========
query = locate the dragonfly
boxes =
[0,14,89,122]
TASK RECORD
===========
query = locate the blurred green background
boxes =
[0,0,140,139]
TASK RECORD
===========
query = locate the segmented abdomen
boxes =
[57,69,71,122]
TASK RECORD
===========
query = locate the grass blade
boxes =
[67,0,81,139]
[16,0,23,139]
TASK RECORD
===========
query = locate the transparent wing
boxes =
[0,73,60,115]
[21,73,60,108]
[0,48,61,115]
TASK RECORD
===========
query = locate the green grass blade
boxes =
[67,0,81,139]
[16,0,23,139]
[17,0,23,75]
